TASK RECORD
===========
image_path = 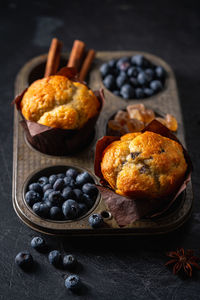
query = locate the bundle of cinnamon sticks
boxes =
[44,38,95,81]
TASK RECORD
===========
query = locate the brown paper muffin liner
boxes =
[94,120,192,227]
[13,67,104,156]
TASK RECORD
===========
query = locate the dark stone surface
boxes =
[1,0,200,299]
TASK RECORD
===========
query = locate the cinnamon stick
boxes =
[44,38,63,77]
[67,40,86,71]
[79,49,96,81]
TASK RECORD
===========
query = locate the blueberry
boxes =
[31,236,46,252]
[82,183,98,199]
[145,68,155,82]
[48,191,64,207]
[32,202,50,218]
[49,174,58,185]
[118,62,130,72]
[38,176,49,187]
[73,189,84,202]
[50,206,63,220]
[155,66,166,79]
[150,80,163,91]
[66,168,79,179]
[63,254,77,270]
[100,63,110,78]
[144,88,154,97]
[53,178,65,191]
[131,55,149,67]
[29,183,43,195]
[137,72,148,85]
[89,213,103,228]
[57,173,65,179]
[76,172,94,186]
[82,194,95,209]
[15,251,33,270]
[25,190,41,207]
[78,203,88,216]
[64,177,77,188]
[48,250,62,267]
[120,84,134,99]
[108,59,116,68]
[43,188,54,201]
[65,275,82,291]
[113,90,121,96]
[62,187,75,200]
[129,77,139,87]
[116,57,130,69]
[62,200,80,219]
[43,183,52,193]
[116,74,127,88]
[135,88,144,99]
[127,66,138,77]
[103,74,115,91]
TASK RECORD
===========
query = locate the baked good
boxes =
[20,75,100,129]
[101,131,187,200]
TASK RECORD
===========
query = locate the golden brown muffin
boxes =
[20,75,100,129]
[101,131,187,200]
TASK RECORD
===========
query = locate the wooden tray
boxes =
[12,51,193,235]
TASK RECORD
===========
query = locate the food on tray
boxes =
[20,75,100,129]
[107,103,178,135]
[25,168,98,220]
[100,55,166,99]
[100,131,187,200]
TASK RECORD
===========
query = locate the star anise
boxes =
[165,248,200,277]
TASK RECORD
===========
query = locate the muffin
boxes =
[20,75,100,129]
[101,131,187,200]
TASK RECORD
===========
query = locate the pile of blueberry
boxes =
[100,55,166,99]
[25,168,99,221]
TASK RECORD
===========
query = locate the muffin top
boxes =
[20,75,100,129]
[101,131,187,200]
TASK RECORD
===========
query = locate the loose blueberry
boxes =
[62,200,80,219]
[50,206,63,220]
[135,88,144,99]
[32,202,50,218]
[48,250,62,267]
[43,183,52,193]
[82,183,98,199]
[63,254,77,270]
[15,251,33,270]
[73,189,84,202]
[49,174,58,185]
[29,183,43,195]
[57,173,65,179]
[76,172,94,186]
[144,88,154,97]
[65,275,82,291]
[127,66,138,77]
[53,178,65,191]
[120,84,134,99]
[82,194,95,209]
[137,72,148,85]
[155,66,166,79]
[38,176,49,187]
[31,236,46,252]
[62,187,75,200]
[43,188,54,201]
[100,63,110,78]
[113,90,121,96]
[48,191,64,207]
[129,77,138,87]
[89,213,103,228]
[116,74,127,88]
[25,190,41,207]
[78,203,88,216]
[103,74,115,91]
[66,168,79,179]
[150,80,163,91]
[145,68,155,82]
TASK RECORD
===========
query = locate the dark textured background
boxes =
[1,0,200,299]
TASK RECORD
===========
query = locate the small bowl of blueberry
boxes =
[23,165,99,222]
[100,54,166,99]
